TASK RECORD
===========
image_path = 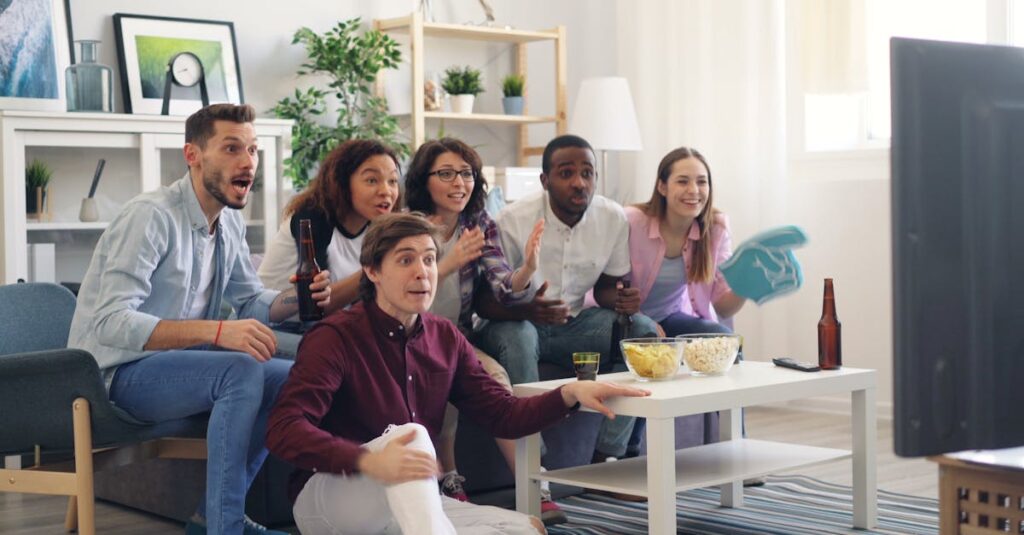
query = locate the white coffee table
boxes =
[513,361,877,534]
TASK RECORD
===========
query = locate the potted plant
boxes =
[442,66,484,114]
[25,159,52,220]
[501,73,525,115]
[273,18,407,190]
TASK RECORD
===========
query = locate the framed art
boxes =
[113,14,244,115]
[0,0,73,112]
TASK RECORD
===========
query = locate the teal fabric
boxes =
[0,282,206,456]
[719,225,808,305]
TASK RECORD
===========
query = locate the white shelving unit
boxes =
[0,110,293,284]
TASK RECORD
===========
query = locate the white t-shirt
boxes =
[258,215,365,291]
[186,228,218,320]
[495,191,630,316]
[428,228,463,323]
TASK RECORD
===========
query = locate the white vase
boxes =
[450,94,476,114]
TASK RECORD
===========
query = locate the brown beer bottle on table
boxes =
[296,219,323,322]
[817,278,841,369]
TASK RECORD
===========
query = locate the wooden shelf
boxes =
[533,439,851,497]
[413,111,557,124]
[376,16,559,43]
[374,12,566,166]
[27,221,108,231]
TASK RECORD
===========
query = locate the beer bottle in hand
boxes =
[817,278,841,369]
[296,219,323,321]
[604,277,633,374]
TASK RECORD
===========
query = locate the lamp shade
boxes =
[569,77,643,151]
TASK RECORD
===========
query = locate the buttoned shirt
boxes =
[68,174,278,377]
[625,206,733,322]
[266,299,572,503]
[495,191,631,316]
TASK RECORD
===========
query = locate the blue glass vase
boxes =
[65,40,113,112]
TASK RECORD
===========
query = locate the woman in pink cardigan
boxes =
[628,146,746,337]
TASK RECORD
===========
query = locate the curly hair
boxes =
[285,139,401,225]
[403,137,487,217]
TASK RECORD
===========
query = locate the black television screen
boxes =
[891,37,1024,457]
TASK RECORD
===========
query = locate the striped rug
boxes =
[548,475,938,535]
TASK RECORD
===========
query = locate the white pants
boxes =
[293,423,537,535]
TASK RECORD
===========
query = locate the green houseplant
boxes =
[273,18,406,190]
[501,73,525,115]
[25,159,52,217]
[442,66,483,114]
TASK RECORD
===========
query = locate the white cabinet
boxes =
[0,111,293,284]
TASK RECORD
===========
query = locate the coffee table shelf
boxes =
[533,438,849,496]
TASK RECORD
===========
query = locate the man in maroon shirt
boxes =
[267,213,648,534]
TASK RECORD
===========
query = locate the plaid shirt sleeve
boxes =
[455,212,533,329]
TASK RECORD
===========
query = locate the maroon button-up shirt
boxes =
[266,299,572,503]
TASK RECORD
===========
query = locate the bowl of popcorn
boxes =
[677,333,742,376]
[620,338,684,381]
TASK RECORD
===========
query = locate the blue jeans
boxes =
[108,350,292,534]
[473,307,660,458]
[658,311,732,338]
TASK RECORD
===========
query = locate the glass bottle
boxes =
[296,219,324,321]
[604,277,633,373]
[65,40,113,113]
[817,278,842,369]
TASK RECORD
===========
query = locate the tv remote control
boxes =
[772,357,821,372]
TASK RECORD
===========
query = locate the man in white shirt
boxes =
[473,134,659,461]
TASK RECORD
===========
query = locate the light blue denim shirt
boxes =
[68,174,279,378]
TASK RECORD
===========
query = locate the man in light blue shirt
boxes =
[68,104,331,535]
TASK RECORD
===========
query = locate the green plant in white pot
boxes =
[442,66,483,114]
[25,159,52,219]
[501,73,525,115]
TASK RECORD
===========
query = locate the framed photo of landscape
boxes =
[0,0,73,111]
[113,13,244,115]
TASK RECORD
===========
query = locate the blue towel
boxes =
[719,225,808,305]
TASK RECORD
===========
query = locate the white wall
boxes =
[66,0,616,168]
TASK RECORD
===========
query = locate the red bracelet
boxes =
[214,320,223,346]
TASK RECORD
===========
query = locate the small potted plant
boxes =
[25,159,52,220]
[501,73,525,115]
[442,65,483,114]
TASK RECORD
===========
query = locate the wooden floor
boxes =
[0,407,937,534]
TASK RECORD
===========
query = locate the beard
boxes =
[202,165,249,210]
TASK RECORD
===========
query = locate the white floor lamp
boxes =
[569,77,643,199]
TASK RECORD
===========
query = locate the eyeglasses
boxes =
[428,169,476,183]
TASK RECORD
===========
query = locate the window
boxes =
[798,0,1002,152]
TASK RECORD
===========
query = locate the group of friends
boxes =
[67,103,746,535]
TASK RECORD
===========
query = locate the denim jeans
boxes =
[473,307,660,458]
[658,311,733,338]
[108,349,292,535]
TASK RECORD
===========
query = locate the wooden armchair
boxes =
[0,282,206,534]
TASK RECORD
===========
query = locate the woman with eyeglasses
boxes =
[403,138,563,521]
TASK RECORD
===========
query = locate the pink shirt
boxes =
[625,206,734,323]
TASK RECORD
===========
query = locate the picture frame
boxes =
[113,13,244,115]
[0,0,73,112]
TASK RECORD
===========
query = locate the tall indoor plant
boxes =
[273,18,407,189]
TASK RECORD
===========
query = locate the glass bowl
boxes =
[677,333,742,376]
[620,337,684,381]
